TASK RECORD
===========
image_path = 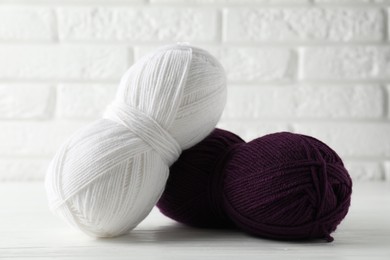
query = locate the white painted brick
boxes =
[293,123,390,158]
[223,85,383,119]
[60,0,144,2]
[0,84,54,119]
[225,8,383,43]
[9,0,144,2]
[316,0,371,3]
[344,161,384,181]
[0,45,128,80]
[0,7,53,41]
[0,1,387,184]
[57,84,117,119]
[222,86,294,118]
[387,85,390,118]
[217,48,296,82]
[57,7,218,42]
[302,47,390,80]
[385,162,390,182]
[134,46,159,61]
[151,0,309,3]
[135,46,295,82]
[292,85,384,118]
[0,121,88,157]
[217,121,291,141]
[0,158,50,181]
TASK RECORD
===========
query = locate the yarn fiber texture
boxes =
[45,44,227,237]
[158,129,352,242]
[158,128,244,228]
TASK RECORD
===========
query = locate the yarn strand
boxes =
[158,129,353,242]
[45,44,227,237]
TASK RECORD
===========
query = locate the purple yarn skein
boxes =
[157,129,353,242]
[158,129,244,228]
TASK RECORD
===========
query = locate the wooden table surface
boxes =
[0,182,389,259]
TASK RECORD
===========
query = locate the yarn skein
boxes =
[157,129,352,242]
[45,45,227,237]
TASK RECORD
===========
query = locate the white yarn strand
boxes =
[45,44,227,237]
[103,102,181,165]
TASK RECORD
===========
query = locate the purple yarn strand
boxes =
[157,129,352,242]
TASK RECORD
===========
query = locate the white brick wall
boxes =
[0,45,129,80]
[301,47,390,80]
[0,7,54,41]
[0,0,389,182]
[0,84,54,119]
[57,7,219,42]
[224,8,384,42]
[223,85,384,119]
[57,84,117,119]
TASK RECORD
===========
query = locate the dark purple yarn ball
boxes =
[223,132,352,241]
[157,128,245,228]
[158,129,352,242]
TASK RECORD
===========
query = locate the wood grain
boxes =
[0,183,389,259]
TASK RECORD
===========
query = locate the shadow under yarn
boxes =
[94,223,241,244]
[94,223,332,245]
[157,129,353,242]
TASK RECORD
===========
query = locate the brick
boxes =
[217,120,291,141]
[223,85,383,119]
[293,85,384,118]
[344,161,384,181]
[225,8,383,43]
[28,0,143,1]
[55,0,144,1]
[387,85,390,118]
[134,46,158,61]
[0,84,54,119]
[57,7,218,42]
[0,121,88,157]
[385,162,390,182]
[301,47,390,80]
[57,84,117,119]
[0,45,128,80]
[151,0,309,3]
[135,46,295,82]
[0,158,50,181]
[222,86,294,119]
[316,0,371,3]
[293,123,390,158]
[0,7,53,41]
[218,48,296,82]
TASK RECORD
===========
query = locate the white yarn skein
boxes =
[45,44,227,237]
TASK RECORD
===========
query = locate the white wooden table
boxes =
[1,182,389,260]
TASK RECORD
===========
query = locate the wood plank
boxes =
[0,183,389,259]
